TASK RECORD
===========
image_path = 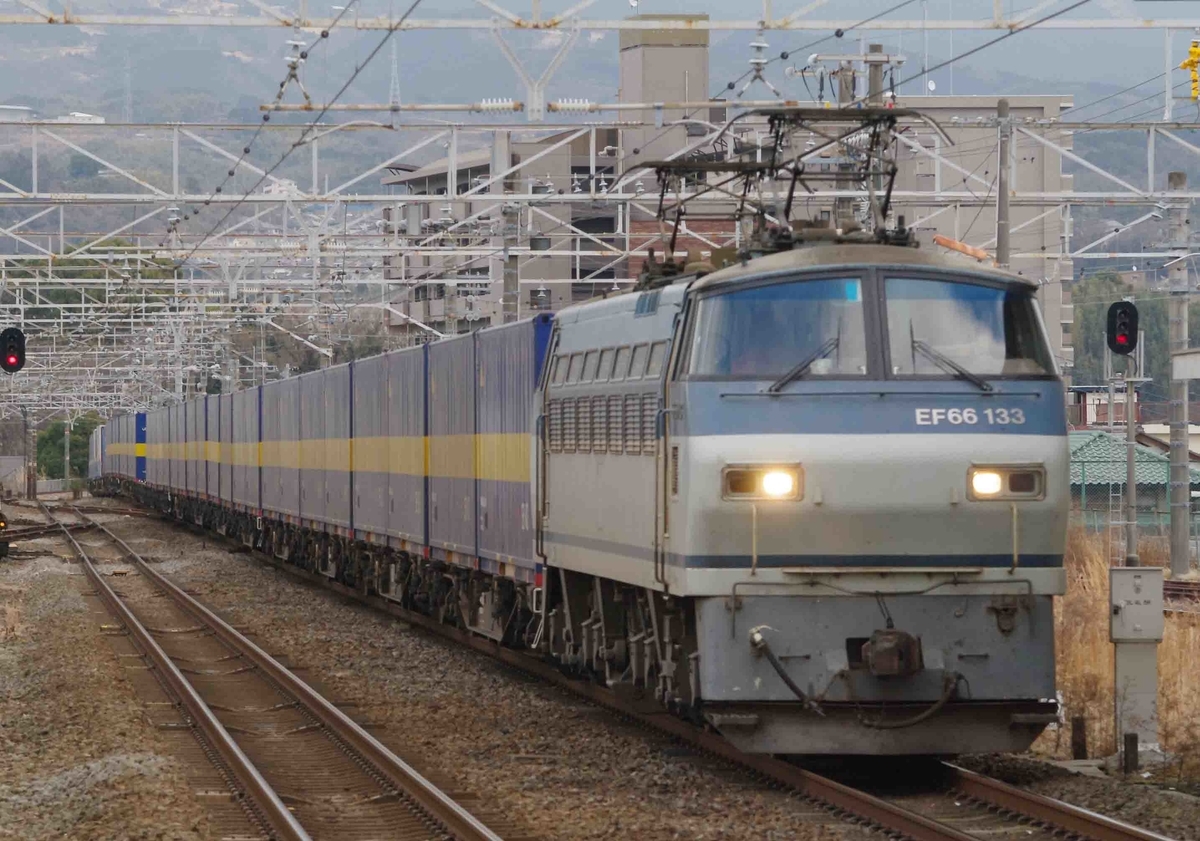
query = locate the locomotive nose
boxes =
[688,429,1068,567]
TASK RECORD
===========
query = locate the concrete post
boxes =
[1126,367,1138,566]
[996,99,1011,268]
[867,44,884,105]
[489,130,518,324]
[63,416,71,483]
[835,64,855,226]
[1168,171,1192,576]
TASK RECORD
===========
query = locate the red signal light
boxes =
[1116,334,1129,346]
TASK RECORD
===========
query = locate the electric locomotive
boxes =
[92,105,1069,756]
[537,239,1068,755]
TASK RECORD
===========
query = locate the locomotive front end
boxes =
[667,248,1068,755]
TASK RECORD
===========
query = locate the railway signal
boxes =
[0,327,25,374]
[1106,301,1138,355]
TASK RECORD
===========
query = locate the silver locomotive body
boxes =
[539,245,1068,755]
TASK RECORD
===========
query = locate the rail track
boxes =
[1164,578,1200,604]
[44,503,519,841]
[85,499,1178,841]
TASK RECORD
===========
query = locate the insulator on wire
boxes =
[478,98,519,113]
[552,98,593,113]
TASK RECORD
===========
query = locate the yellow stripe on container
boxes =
[429,434,475,480]
[475,433,529,483]
[131,434,532,482]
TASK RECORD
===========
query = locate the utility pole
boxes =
[1106,352,1116,432]
[490,130,518,324]
[1167,171,1192,577]
[867,44,884,105]
[996,99,1011,268]
[1106,302,1162,770]
[62,414,71,485]
[19,406,29,499]
[834,63,855,227]
[1126,365,1138,566]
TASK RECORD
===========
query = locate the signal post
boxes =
[1106,302,1163,769]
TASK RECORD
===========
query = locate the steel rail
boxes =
[945,764,1177,841]
[39,503,311,841]
[4,521,94,541]
[194,524,981,841]
[1163,579,1200,602]
[110,499,1179,841]
[70,507,506,841]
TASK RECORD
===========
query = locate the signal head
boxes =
[1106,301,1139,356]
[0,328,24,374]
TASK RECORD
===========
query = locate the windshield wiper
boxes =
[912,340,993,393]
[766,337,839,394]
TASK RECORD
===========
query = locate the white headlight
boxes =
[761,470,796,498]
[971,470,1003,496]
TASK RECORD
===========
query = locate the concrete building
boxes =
[0,105,34,123]
[380,128,621,338]
[378,13,1074,365]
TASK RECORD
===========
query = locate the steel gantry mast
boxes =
[0,1,1197,423]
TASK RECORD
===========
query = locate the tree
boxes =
[36,412,102,480]
[68,153,101,180]
[1071,272,1170,396]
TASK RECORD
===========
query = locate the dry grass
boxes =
[1034,529,1200,781]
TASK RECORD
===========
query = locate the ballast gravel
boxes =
[100,509,870,841]
[958,753,1200,840]
[0,510,210,841]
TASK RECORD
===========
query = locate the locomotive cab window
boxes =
[687,277,867,379]
[884,277,1055,380]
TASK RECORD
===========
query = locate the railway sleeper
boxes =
[96,480,711,726]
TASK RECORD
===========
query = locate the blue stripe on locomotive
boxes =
[676,379,1066,437]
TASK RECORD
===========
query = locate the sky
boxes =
[0,0,1195,118]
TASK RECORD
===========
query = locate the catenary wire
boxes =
[174,0,426,267]
[846,0,1094,107]
[159,0,365,246]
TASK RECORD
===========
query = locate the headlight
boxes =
[971,470,1003,497]
[722,465,802,501]
[761,470,796,498]
[967,465,1045,501]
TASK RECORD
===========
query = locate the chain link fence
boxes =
[1070,456,1200,562]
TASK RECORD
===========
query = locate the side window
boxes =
[629,344,649,380]
[646,341,668,378]
[612,347,631,381]
[597,348,615,382]
[582,350,599,383]
[551,355,568,385]
[567,353,585,384]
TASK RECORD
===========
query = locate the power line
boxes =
[160,1,367,248]
[851,0,1093,107]
[626,0,924,165]
[1068,72,1166,116]
[1081,80,1188,125]
[176,0,426,266]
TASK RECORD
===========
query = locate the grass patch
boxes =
[1034,529,1200,782]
